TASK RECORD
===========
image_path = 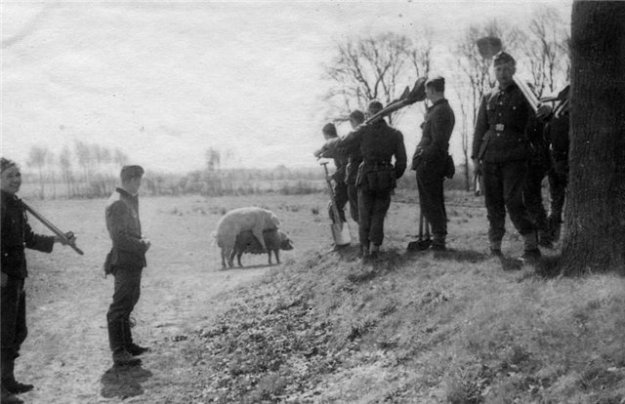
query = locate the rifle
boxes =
[365,77,427,124]
[320,162,351,247]
[22,201,84,255]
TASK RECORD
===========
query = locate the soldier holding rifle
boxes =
[1,158,76,403]
[314,123,349,225]
[412,76,455,251]
[471,52,550,263]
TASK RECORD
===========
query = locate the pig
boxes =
[231,229,293,267]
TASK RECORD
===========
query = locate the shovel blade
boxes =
[331,222,351,246]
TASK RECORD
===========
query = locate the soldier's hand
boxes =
[143,239,152,252]
[1,272,7,288]
[473,159,483,175]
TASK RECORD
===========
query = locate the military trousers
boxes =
[107,267,143,327]
[523,162,549,233]
[547,163,568,223]
[346,182,359,223]
[328,180,348,224]
[1,277,27,360]
[415,157,447,245]
[357,188,391,247]
[483,160,535,246]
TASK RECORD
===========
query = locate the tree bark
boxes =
[561,1,625,274]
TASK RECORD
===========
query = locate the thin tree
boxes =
[27,145,49,199]
[561,1,625,274]
[59,146,74,198]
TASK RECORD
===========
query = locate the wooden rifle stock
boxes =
[22,201,84,255]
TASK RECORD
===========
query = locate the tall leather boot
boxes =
[108,320,141,367]
[122,319,149,356]
[1,384,23,404]
[1,350,32,395]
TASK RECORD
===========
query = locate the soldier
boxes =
[471,51,543,262]
[412,76,455,251]
[544,85,570,241]
[314,123,349,224]
[104,165,151,367]
[1,158,76,403]
[338,101,407,260]
[345,110,365,223]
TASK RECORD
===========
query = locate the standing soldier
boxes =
[338,101,407,260]
[104,165,151,367]
[345,110,365,223]
[412,76,455,251]
[471,51,543,262]
[1,158,76,403]
[314,123,349,225]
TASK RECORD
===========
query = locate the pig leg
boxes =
[252,224,268,252]
[237,251,244,267]
[275,250,281,264]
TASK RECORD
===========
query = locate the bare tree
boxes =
[325,31,431,124]
[206,148,221,172]
[114,148,129,168]
[74,141,92,191]
[27,145,49,199]
[59,146,74,198]
[561,1,625,274]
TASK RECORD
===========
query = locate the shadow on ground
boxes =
[100,365,153,399]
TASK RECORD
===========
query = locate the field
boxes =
[14,191,625,403]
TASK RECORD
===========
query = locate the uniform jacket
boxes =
[472,82,532,163]
[317,138,348,183]
[544,108,570,162]
[105,188,148,272]
[414,98,455,164]
[1,191,54,279]
[339,119,407,181]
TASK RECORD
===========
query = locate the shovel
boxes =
[407,210,432,251]
[321,162,351,246]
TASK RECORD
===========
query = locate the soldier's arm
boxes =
[107,201,148,253]
[423,108,455,157]
[23,219,55,253]
[336,125,365,153]
[394,132,408,180]
[471,96,489,160]
[314,137,342,159]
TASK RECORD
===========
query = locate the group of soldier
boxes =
[316,50,569,264]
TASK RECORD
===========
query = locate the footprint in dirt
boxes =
[100,365,153,399]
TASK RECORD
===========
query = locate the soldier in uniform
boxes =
[471,51,542,262]
[544,85,570,241]
[345,110,365,223]
[412,76,455,251]
[104,165,151,367]
[1,158,75,403]
[338,101,407,260]
[314,123,349,224]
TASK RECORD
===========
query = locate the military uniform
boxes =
[340,119,407,254]
[1,190,54,393]
[472,81,537,253]
[345,147,362,223]
[317,139,349,223]
[413,98,455,248]
[105,186,149,363]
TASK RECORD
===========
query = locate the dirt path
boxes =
[13,196,315,404]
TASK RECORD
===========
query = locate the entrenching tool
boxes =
[320,162,351,247]
[22,201,84,255]
[407,210,432,251]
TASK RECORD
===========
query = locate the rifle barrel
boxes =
[22,202,84,255]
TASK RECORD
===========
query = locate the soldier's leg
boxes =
[502,160,539,255]
[523,163,550,246]
[416,161,447,248]
[1,278,32,393]
[107,268,142,366]
[369,191,392,254]
[334,181,348,223]
[482,162,506,252]
[547,166,567,241]
[357,188,373,255]
[347,183,359,223]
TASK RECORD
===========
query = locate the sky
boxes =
[1,0,572,173]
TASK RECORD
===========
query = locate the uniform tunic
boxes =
[472,82,536,247]
[340,119,407,247]
[413,98,455,244]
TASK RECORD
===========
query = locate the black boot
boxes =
[122,319,149,356]
[1,385,23,404]
[0,351,32,395]
[108,320,141,367]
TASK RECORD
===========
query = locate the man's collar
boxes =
[430,98,448,107]
[498,81,517,92]
[116,187,137,198]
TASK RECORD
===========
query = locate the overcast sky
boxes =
[1,0,571,173]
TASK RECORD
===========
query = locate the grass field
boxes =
[13,190,625,403]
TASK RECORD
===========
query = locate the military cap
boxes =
[120,165,145,182]
[493,51,516,66]
[1,158,18,173]
[322,123,338,137]
[349,110,365,124]
[425,75,445,92]
[367,101,384,115]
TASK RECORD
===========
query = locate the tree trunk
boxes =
[561,1,625,274]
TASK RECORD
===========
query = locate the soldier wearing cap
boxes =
[337,101,407,260]
[1,158,76,402]
[471,51,541,262]
[412,76,455,250]
[104,165,151,367]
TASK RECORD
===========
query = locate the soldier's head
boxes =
[349,110,365,129]
[367,101,384,118]
[322,123,337,140]
[493,51,516,88]
[120,165,145,195]
[1,158,21,195]
[425,76,445,102]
